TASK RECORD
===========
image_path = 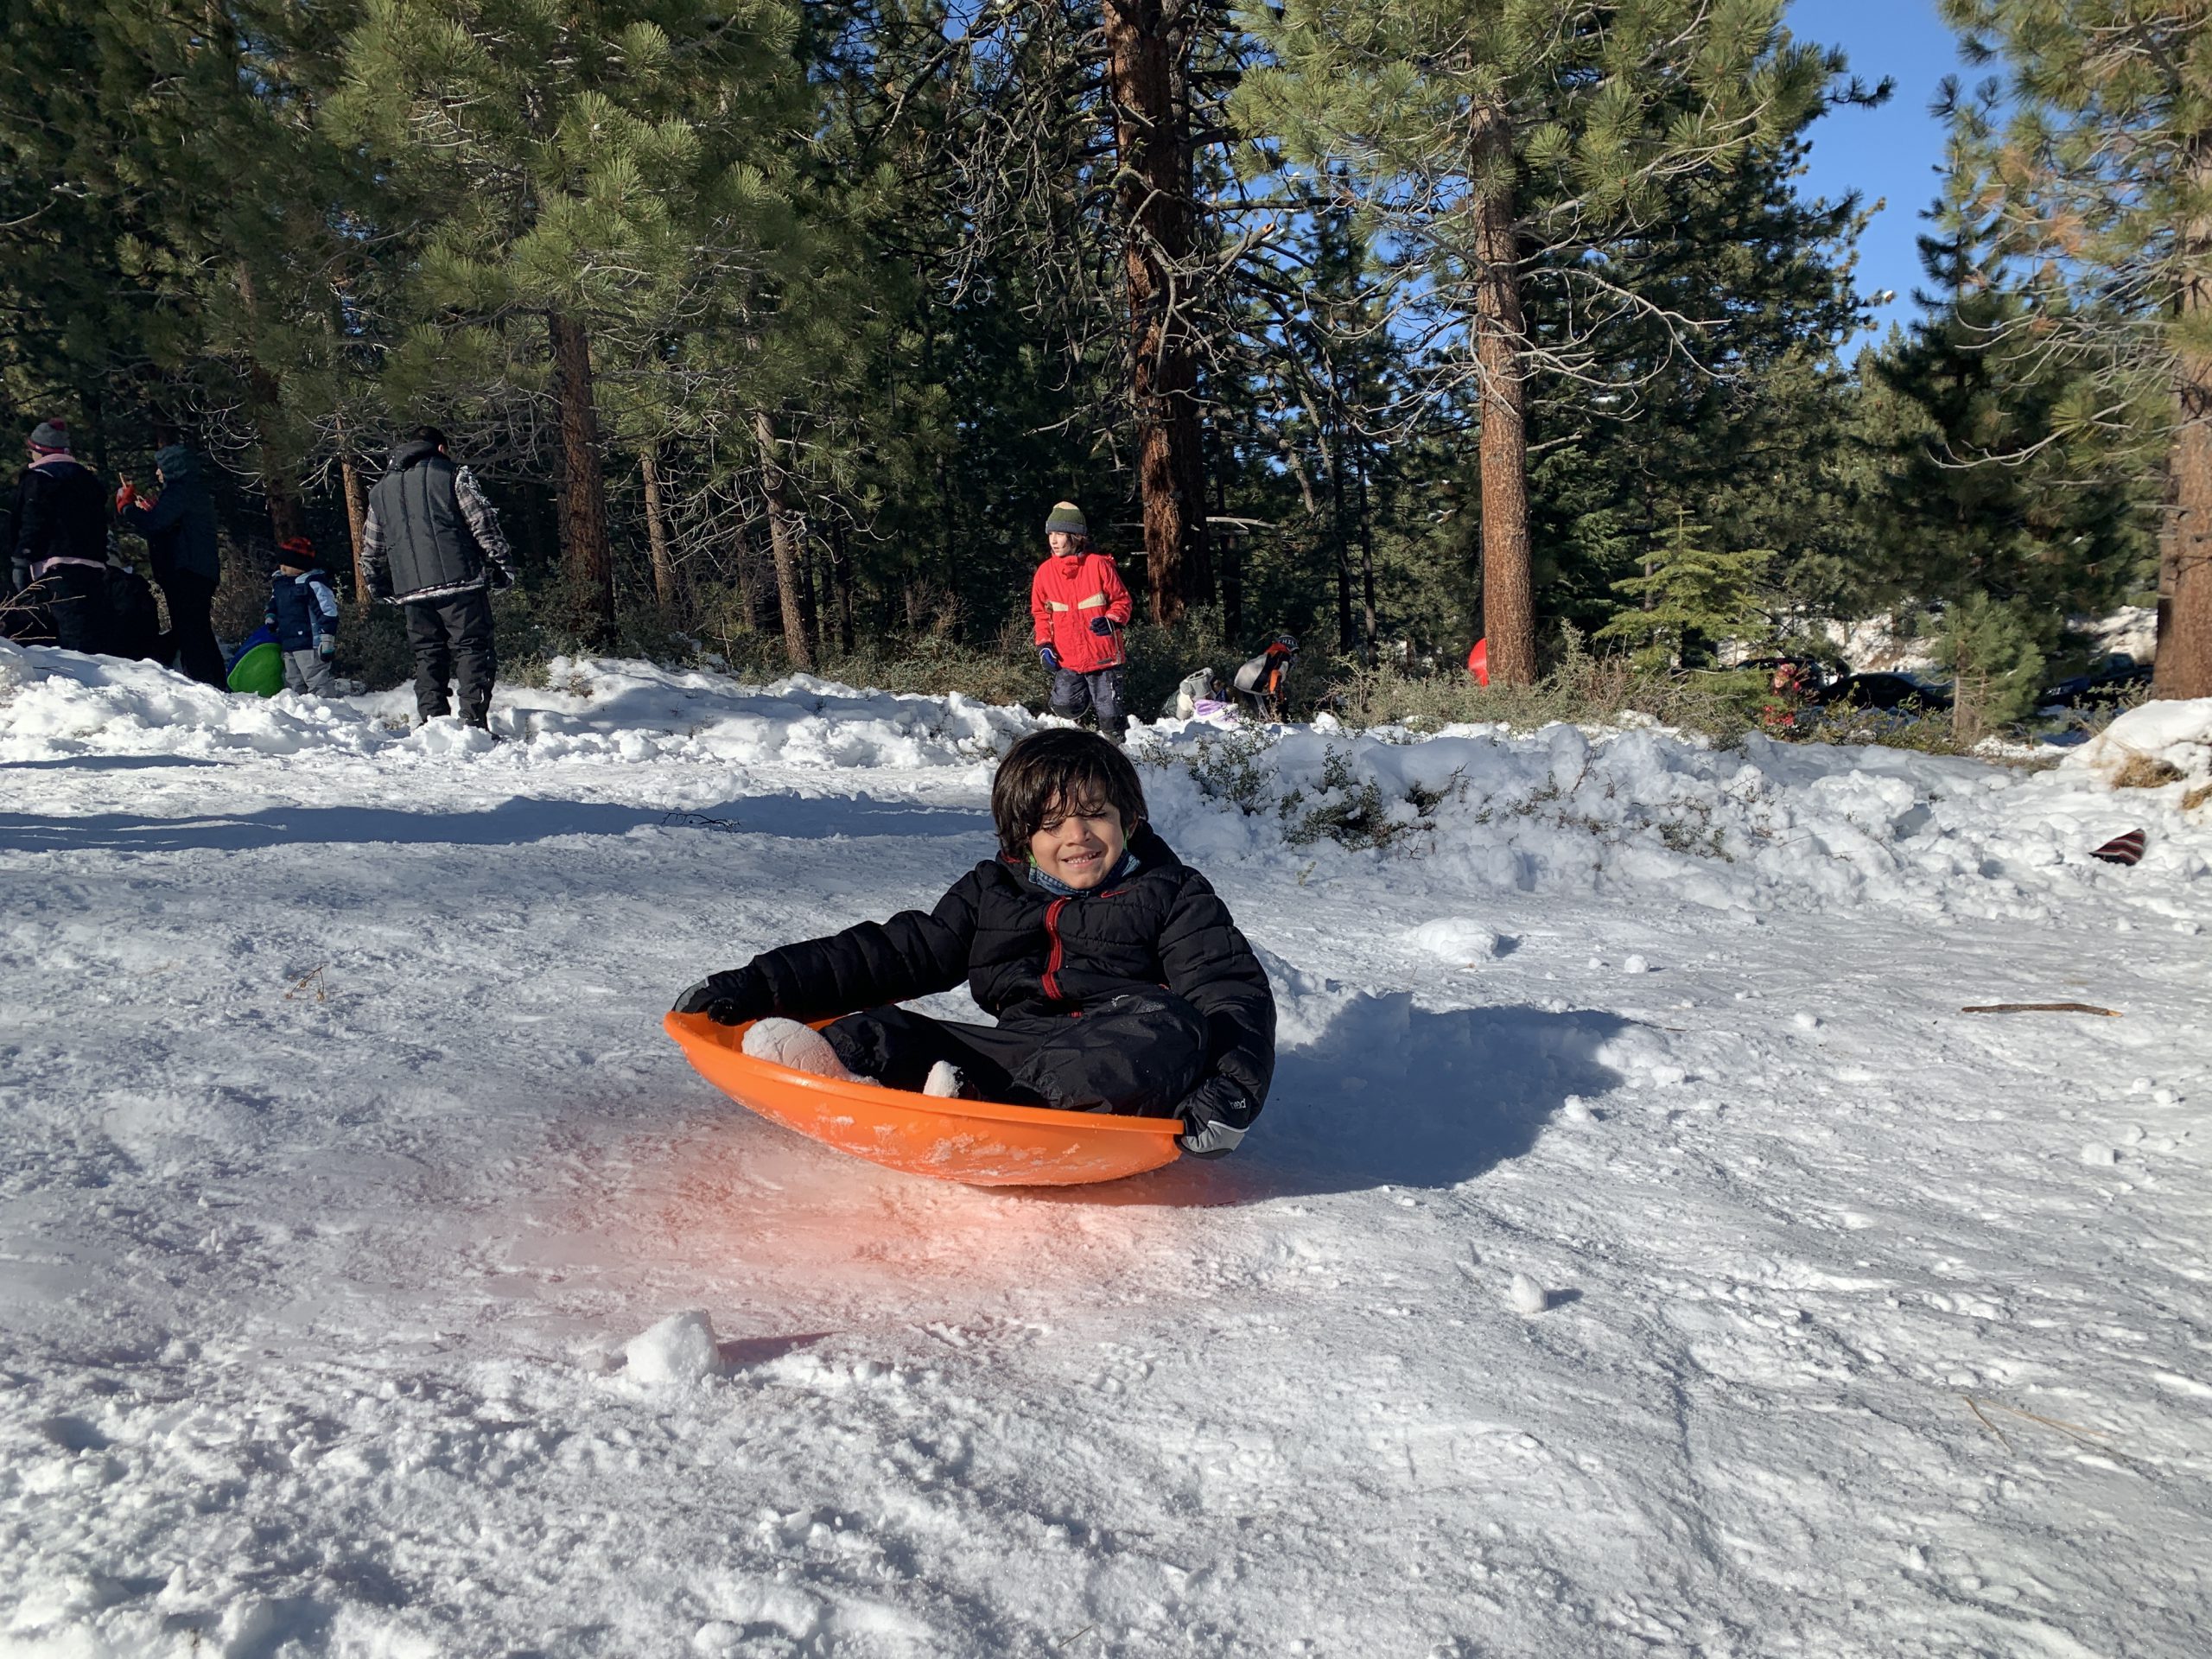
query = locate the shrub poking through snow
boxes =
[1166,725,1281,817]
[2112,754,2186,790]
[1160,730,1462,852]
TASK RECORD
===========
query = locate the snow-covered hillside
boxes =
[3,640,2208,1656]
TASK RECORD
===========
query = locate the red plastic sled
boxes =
[664,1012,1185,1187]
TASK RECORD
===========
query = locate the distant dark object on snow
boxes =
[1815,671,1953,713]
[2038,653,2152,710]
[2090,829,2145,867]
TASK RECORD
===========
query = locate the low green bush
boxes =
[1325,628,1760,746]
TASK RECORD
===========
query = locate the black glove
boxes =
[487,563,516,594]
[671,966,772,1025]
[1089,616,1116,636]
[1039,646,1061,671]
[367,576,392,602]
[1173,1075,1256,1159]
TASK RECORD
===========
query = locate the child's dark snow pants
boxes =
[825,991,1208,1117]
[1049,665,1128,739]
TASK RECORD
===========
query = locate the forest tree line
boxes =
[2,0,2205,717]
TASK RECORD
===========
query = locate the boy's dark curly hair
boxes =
[991,728,1148,859]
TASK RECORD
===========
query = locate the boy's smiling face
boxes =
[1029,794,1128,891]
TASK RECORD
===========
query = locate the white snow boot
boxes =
[741,1018,876,1086]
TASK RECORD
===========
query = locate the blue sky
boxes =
[1786,0,1971,338]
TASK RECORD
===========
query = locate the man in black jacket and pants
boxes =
[10,420,111,655]
[359,427,516,728]
[117,442,225,685]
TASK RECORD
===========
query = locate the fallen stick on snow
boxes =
[1961,1395,2145,1472]
[1960,1002,2121,1017]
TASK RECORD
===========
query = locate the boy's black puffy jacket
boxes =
[744,825,1275,1120]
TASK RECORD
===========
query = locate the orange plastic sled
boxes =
[664,1012,1185,1187]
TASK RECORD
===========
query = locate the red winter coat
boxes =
[1031,550,1133,672]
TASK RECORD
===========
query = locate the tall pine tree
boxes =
[1940,0,2212,696]
[1236,0,1840,684]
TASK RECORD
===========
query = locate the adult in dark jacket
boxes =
[10,421,111,655]
[359,426,515,728]
[676,728,1274,1156]
[117,443,225,686]
[105,555,166,661]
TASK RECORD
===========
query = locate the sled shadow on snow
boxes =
[1041,995,1632,1206]
[0,791,986,854]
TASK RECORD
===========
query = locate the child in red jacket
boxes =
[1030,501,1135,740]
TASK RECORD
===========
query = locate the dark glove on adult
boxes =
[1089,616,1115,636]
[1174,1075,1256,1159]
[1039,646,1061,671]
[671,966,772,1026]
[487,563,516,594]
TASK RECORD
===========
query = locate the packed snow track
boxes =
[3,645,2208,1656]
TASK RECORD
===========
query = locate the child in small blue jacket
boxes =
[266,535,341,694]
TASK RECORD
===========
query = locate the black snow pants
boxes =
[824,991,1209,1118]
[1049,665,1128,740]
[159,569,226,687]
[405,587,497,726]
[43,564,111,656]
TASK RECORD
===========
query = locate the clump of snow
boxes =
[1404,918,1502,963]
[624,1311,726,1385]
[1507,1273,1549,1315]
[1621,953,1650,975]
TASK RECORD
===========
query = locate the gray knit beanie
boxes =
[28,420,71,453]
[1044,500,1087,537]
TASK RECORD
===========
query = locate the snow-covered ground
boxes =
[3,642,2209,1658]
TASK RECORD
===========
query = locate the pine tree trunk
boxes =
[1470,103,1537,687]
[2158,139,2212,698]
[798,540,821,650]
[1355,449,1378,662]
[340,452,370,607]
[729,515,760,633]
[2164,393,2212,699]
[1330,448,1354,655]
[232,267,303,547]
[548,311,615,644]
[639,448,680,618]
[1105,0,1209,624]
[830,523,855,654]
[244,359,307,545]
[753,411,814,671]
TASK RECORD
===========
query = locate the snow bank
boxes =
[9,637,2206,926]
[1139,718,2212,922]
[0,643,1036,769]
[2068,696,2212,785]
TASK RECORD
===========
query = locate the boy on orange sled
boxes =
[673,729,1274,1157]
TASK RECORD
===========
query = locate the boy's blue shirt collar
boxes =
[1025,848,1139,898]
